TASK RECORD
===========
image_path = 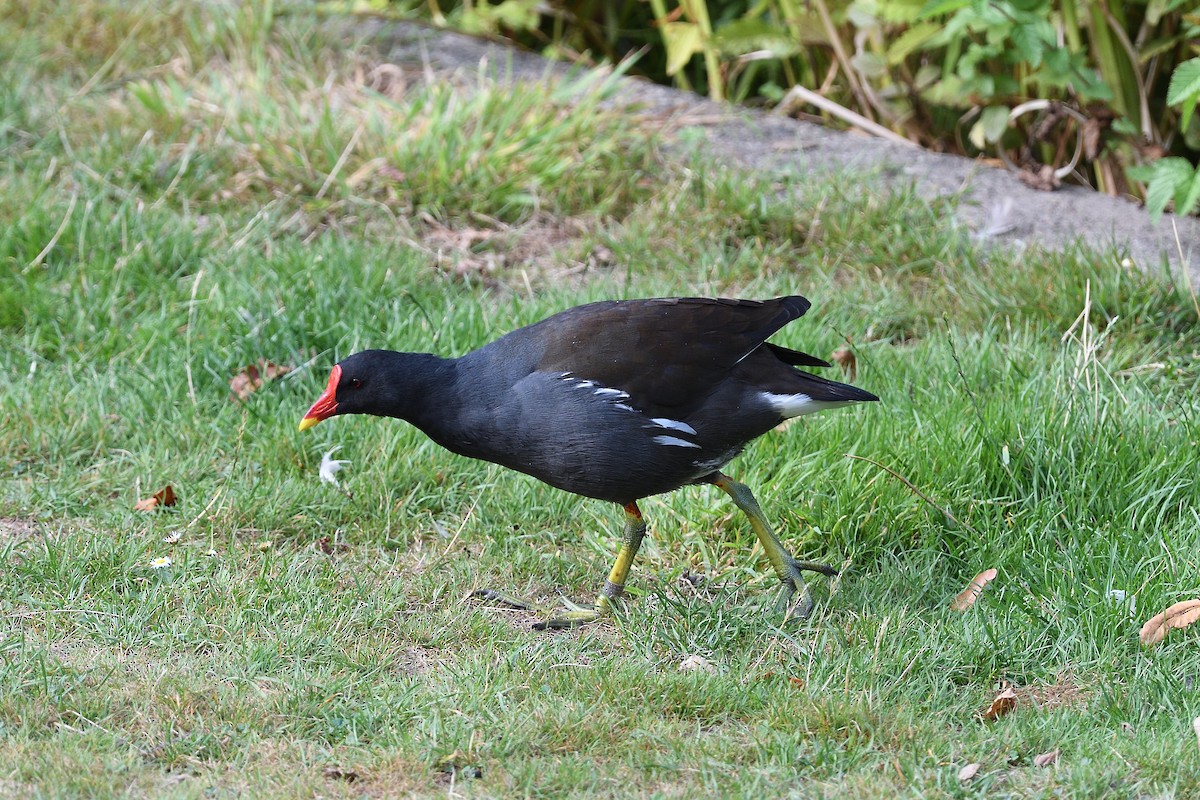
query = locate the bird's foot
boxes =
[470,589,614,630]
[774,558,838,620]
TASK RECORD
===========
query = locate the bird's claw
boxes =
[773,557,835,620]
[471,589,613,630]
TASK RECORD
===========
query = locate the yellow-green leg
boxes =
[472,502,647,630]
[711,472,836,619]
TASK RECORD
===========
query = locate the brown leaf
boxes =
[1033,749,1059,767]
[678,654,714,673]
[1081,118,1104,161]
[323,765,358,782]
[229,363,261,400]
[230,359,292,401]
[135,485,176,512]
[982,687,1017,721]
[260,359,291,380]
[1139,599,1200,646]
[952,568,998,611]
[1017,164,1061,191]
[957,763,980,782]
[831,347,857,382]
[317,536,349,555]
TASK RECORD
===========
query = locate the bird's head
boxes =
[298,351,396,431]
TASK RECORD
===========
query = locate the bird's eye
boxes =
[348,378,363,389]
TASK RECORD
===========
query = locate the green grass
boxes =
[4,1,1200,797]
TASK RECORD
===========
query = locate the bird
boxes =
[299,296,878,628]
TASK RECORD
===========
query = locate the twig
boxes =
[1172,218,1200,322]
[26,191,78,271]
[945,325,991,443]
[316,122,366,200]
[184,268,204,406]
[777,85,915,148]
[845,453,981,537]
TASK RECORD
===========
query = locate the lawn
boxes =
[3,2,1200,798]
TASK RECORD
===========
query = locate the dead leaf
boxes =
[1081,118,1104,161]
[952,568,998,611]
[788,676,804,688]
[323,765,358,782]
[260,360,291,380]
[317,536,349,555]
[982,687,1017,721]
[678,655,713,673]
[957,763,980,782]
[135,485,176,512]
[1138,599,1200,646]
[230,359,292,401]
[229,364,261,400]
[1033,749,1059,767]
[1017,164,1061,191]
[831,347,857,381]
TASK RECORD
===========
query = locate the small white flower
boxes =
[319,446,351,487]
[205,549,218,557]
[150,556,173,569]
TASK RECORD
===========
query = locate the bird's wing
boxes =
[533,296,814,409]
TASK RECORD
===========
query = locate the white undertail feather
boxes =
[761,391,854,419]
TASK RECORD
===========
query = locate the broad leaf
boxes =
[886,22,940,65]
[918,0,971,19]
[1168,58,1200,129]
[1143,158,1195,222]
[1139,598,1200,645]
[662,22,703,77]
[952,568,998,610]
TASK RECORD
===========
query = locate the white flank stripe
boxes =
[654,435,701,449]
[761,391,851,419]
[573,380,595,389]
[594,387,629,398]
[649,417,697,435]
[613,403,635,413]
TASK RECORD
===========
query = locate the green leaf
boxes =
[1182,96,1199,132]
[980,105,1010,143]
[917,0,971,19]
[1180,170,1200,217]
[1168,58,1200,129]
[661,22,703,76]
[851,52,888,78]
[1167,58,1200,105]
[1143,157,1195,222]
[968,105,1010,149]
[713,18,802,58]
[886,22,940,64]
[1011,23,1046,67]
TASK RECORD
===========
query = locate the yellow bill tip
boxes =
[297,416,320,432]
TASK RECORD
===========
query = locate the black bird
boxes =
[299,296,878,628]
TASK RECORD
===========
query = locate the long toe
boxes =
[532,605,608,630]
[791,558,838,577]
[471,588,543,613]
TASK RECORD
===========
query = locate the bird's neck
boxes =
[369,351,460,426]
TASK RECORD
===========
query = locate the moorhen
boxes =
[299,296,878,628]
